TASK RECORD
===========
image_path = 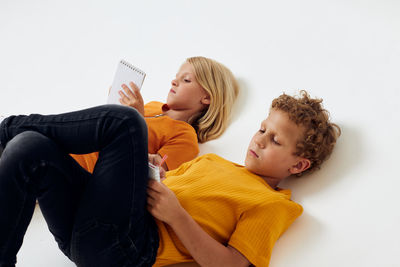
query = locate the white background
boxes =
[1,0,399,266]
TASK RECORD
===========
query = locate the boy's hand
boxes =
[119,82,144,116]
[147,180,183,224]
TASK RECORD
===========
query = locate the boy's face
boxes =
[245,109,306,180]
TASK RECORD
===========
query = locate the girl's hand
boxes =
[148,153,168,174]
[148,153,162,166]
[119,82,144,116]
[147,180,183,224]
[148,153,166,180]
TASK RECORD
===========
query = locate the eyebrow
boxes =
[176,72,193,77]
[178,71,192,75]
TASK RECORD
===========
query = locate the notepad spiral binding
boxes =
[120,60,145,76]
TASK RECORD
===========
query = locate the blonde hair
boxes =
[186,56,239,143]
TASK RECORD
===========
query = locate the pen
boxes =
[159,154,168,166]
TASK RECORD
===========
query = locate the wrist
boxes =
[168,205,190,228]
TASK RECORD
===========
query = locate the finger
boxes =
[146,194,156,204]
[146,191,160,205]
[147,181,160,192]
[119,98,126,106]
[121,84,134,99]
[129,81,140,92]
[147,204,157,215]
[148,153,158,165]
[118,91,130,105]
[124,83,138,99]
[146,185,157,194]
[159,167,166,179]
[148,180,164,192]
[147,180,159,190]
[151,154,162,165]
[129,82,143,99]
[148,154,154,164]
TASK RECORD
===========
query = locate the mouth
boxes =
[249,149,259,158]
[170,89,176,94]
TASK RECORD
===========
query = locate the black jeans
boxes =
[0,105,159,267]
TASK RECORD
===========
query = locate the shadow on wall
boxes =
[272,123,363,262]
[199,77,252,157]
[229,77,251,124]
[270,210,325,264]
[279,123,363,200]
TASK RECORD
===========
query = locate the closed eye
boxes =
[271,136,281,145]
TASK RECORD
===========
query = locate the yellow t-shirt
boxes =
[154,154,303,267]
[70,101,199,172]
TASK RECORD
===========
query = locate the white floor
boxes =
[17,206,75,267]
[2,0,400,266]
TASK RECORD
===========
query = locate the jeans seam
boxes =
[2,183,28,261]
[116,235,136,266]
[4,109,135,131]
[128,124,136,233]
[3,110,139,153]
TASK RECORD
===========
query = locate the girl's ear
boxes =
[289,158,311,175]
[201,95,211,105]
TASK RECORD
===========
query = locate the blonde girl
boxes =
[71,56,239,171]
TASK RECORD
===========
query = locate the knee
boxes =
[2,131,52,160]
[108,104,144,123]
[0,131,54,185]
[105,105,147,137]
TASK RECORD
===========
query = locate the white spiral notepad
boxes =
[148,162,161,182]
[107,60,146,104]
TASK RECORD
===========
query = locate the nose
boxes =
[254,135,265,149]
[171,78,178,87]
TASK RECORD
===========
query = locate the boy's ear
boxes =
[201,95,211,105]
[289,158,311,175]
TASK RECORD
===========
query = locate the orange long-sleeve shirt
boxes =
[70,102,199,172]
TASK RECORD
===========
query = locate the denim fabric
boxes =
[0,105,159,267]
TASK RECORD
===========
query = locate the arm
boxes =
[156,132,199,171]
[147,180,251,267]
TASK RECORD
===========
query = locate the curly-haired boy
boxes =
[148,90,341,266]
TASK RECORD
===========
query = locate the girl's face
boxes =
[166,62,210,111]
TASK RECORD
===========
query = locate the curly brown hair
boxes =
[271,90,341,175]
